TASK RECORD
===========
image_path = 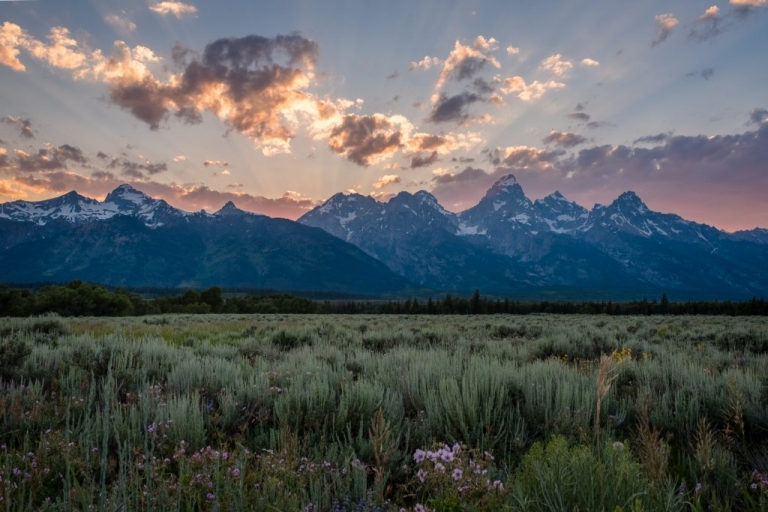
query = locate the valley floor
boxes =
[1,313,767,511]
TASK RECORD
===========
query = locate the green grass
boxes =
[0,313,767,510]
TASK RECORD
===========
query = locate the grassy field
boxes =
[1,313,767,511]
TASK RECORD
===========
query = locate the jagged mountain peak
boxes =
[613,191,648,211]
[493,174,518,188]
[214,201,245,216]
[104,183,153,205]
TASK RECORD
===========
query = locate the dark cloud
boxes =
[108,157,168,177]
[107,33,321,151]
[542,131,587,148]
[432,166,488,185]
[575,103,585,112]
[687,67,715,80]
[748,107,768,125]
[96,151,110,160]
[689,14,723,41]
[14,144,88,172]
[472,77,495,95]
[451,156,475,163]
[633,132,673,144]
[387,71,399,80]
[586,121,608,129]
[410,151,439,169]
[170,42,196,67]
[566,112,591,122]
[0,152,9,169]
[327,114,403,166]
[431,123,768,228]
[91,170,116,180]
[411,134,447,152]
[203,160,229,167]
[731,1,768,19]
[427,92,483,124]
[0,116,34,139]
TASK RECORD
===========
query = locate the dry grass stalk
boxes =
[595,354,617,451]
[634,391,670,484]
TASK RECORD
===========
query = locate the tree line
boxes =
[0,282,766,317]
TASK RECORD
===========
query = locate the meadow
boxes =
[1,313,767,511]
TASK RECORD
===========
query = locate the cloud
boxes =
[730,0,768,14]
[435,36,500,90]
[689,6,723,41]
[580,58,600,67]
[0,116,34,139]
[633,132,673,144]
[501,76,565,101]
[409,55,442,71]
[203,160,229,168]
[540,54,573,76]
[652,13,679,47]
[432,166,488,185]
[107,156,167,177]
[542,131,586,148]
[149,2,198,17]
[0,23,26,71]
[132,46,160,63]
[105,14,137,34]
[95,33,325,155]
[429,123,768,229]
[172,155,186,162]
[687,67,715,80]
[373,174,401,189]
[427,92,484,124]
[566,111,591,122]
[404,131,482,155]
[506,46,520,55]
[9,144,88,173]
[491,145,565,169]
[748,108,768,125]
[410,151,439,169]
[327,113,410,166]
[0,23,88,71]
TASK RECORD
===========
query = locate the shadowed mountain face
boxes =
[0,181,766,298]
[0,186,411,294]
[300,175,768,299]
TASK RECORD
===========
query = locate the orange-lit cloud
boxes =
[435,36,500,91]
[501,76,565,101]
[652,14,679,47]
[149,2,198,17]
[542,131,587,148]
[409,55,442,71]
[540,54,573,76]
[372,174,401,189]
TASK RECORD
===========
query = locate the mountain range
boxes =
[1,178,766,298]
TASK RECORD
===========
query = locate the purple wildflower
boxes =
[414,449,426,463]
[452,468,463,481]
[417,468,427,483]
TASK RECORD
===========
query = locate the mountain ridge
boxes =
[1,180,766,298]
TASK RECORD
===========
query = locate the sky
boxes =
[0,0,766,231]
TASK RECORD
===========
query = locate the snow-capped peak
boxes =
[104,184,152,206]
[493,174,517,188]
